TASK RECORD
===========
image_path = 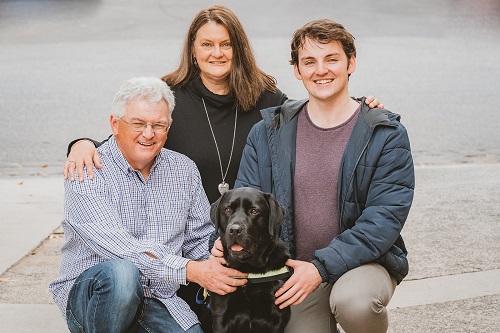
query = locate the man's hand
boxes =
[274,259,322,309]
[186,257,247,295]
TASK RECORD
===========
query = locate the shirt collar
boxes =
[107,135,165,176]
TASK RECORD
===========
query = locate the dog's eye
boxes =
[249,209,259,215]
[224,207,232,214]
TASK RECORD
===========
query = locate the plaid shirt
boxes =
[49,136,214,331]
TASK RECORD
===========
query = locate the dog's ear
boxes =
[265,193,286,238]
[210,194,224,231]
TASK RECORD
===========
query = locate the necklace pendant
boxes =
[218,182,230,195]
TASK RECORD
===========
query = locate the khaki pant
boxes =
[285,263,397,333]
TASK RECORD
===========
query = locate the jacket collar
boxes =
[358,97,399,129]
[261,97,399,130]
[260,98,307,129]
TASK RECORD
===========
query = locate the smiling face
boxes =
[294,37,356,104]
[192,21,233,93]
[111,98,171,177]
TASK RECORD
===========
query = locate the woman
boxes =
[63,4,382,330]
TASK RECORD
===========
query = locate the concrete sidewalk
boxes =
[1,163,499,332]
[0,177,63,275]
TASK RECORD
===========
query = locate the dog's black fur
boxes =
[210,187,291,333]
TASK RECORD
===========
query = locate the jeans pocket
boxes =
[66,309,85,333]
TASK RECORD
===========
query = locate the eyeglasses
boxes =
[118,118,170,134]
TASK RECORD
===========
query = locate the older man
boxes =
[49,77,246,333]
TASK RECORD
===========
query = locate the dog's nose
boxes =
[228,224,242,235]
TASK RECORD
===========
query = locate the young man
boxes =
[49,77,246,333]
[232,19,414,332]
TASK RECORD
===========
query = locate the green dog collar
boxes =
[232,266,291,283]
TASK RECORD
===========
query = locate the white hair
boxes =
[112,77,175,119]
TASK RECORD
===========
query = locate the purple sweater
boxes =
[293,103,360,261]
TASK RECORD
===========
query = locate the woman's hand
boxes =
[210,237,228,266]
[211,238,224,258]
[364,95,385,109]
[64,140,102,181]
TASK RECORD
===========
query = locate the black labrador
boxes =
[209,187,291,333]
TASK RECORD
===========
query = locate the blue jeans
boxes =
[66,259,203,333]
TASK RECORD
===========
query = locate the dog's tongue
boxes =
[231,244,244,252]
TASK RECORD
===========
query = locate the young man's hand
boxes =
[274,259,322,309]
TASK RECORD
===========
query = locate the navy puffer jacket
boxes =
[235,98,414,284]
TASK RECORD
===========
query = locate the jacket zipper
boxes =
[339,130,373,231]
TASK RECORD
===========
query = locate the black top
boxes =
[165,77,287,202]
[69,77,287,203]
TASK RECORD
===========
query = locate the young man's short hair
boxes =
[290,19,356,66]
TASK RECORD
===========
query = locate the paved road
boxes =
[1,0,500,172]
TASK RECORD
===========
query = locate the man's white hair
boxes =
[112,77,175,119]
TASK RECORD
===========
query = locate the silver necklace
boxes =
[202,98,238,195]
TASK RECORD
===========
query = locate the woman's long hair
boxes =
[162,5,277,111]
